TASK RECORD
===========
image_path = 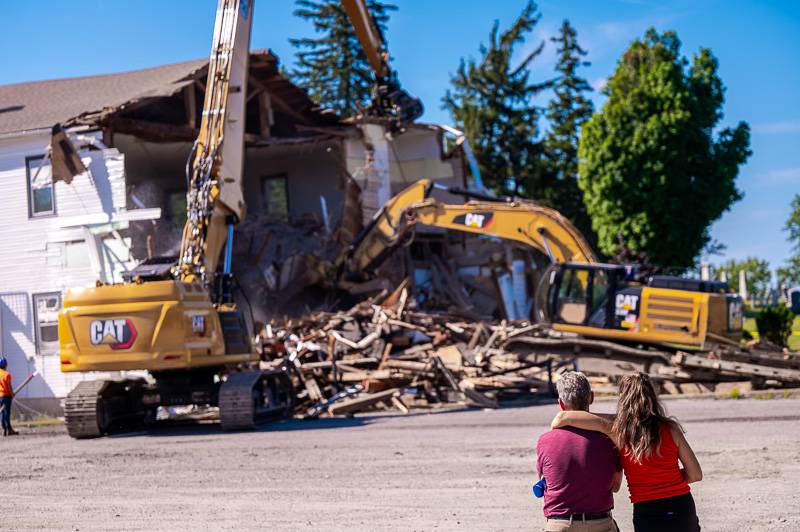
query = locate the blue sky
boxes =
[1,0,798,275]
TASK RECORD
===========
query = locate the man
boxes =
[536,371,621,531]
[0,358,18,436]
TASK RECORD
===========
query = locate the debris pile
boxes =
[254,281,800,418]
[258,282,564,418]
[231,213,342,321]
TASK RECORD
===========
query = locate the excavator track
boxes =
[219,370,293,431]
[64,380,109,439]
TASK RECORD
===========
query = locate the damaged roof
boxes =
[0,59,206,136]
[0,50,336,136]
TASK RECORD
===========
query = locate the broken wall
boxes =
[116,133,348,261]
[344,126,466,190]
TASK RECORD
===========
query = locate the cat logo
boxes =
[452,211,494,229]
[89,319,138,350]
[615,294,640,315]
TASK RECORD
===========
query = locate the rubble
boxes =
[253,281,800,419]
[256,282,562,418]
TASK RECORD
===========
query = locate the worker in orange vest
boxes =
[0,358,18,436]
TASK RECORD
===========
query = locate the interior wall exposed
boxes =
[112,133,346,259]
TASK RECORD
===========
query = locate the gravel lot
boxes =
[4,397,800,531]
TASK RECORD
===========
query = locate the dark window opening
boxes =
[262,174,289,221]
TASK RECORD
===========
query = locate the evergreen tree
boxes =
[777,194,800,288]
[290,0,396,116]
[578,29,751,270]
[543,19,595,242]
[442,1,550,197]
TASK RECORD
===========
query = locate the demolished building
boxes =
[0,50,475,413]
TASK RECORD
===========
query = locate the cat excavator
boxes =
[343,179,744,351]
[58,0,420,438]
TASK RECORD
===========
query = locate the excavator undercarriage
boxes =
[64,369,293,439]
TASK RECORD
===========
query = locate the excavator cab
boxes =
[535,263,635,329]
[535,263,744,347]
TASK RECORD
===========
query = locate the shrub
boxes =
[755,305,795,347]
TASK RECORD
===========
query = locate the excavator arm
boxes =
[345,179,598,273]
[340,0,423,129]
[177,0,253,291]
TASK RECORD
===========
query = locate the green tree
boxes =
[777,194,800,288]
[714,257,771,296]
[578,29,751,270]
[290,0,396,116]
[442,1,550,197]
[543,20,595,242]
[755,305,795,347]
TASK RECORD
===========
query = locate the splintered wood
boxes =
[259,286,800,417]
[259,286,559,418]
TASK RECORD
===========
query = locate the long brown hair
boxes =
[611,373,681,463]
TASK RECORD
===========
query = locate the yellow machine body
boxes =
[59,280,255,373]
[538,264,743,349]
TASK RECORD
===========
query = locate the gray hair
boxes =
[556,371,592,411]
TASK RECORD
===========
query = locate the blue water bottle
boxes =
[532,478,547,498]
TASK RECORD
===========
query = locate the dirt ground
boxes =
[4,397,800,532]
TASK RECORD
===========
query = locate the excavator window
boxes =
[556,268,589,324]
[548,264,630,329]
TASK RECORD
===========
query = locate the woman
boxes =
[551,372,703,532]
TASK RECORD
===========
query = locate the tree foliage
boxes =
[714,257,771,296]
[442,1,550,196]
[290,0,396,116]
[777,194,800,288]
[543,20,595,242]
[578,29,751,270]
[755,305,795,347]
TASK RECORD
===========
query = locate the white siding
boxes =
[0,132,134,399]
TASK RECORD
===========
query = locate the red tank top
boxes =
[621,422,690,503]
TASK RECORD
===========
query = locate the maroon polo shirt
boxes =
[536,426,621,518]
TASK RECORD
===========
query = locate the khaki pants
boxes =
[544,515,619,532]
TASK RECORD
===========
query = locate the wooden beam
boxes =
[247,87,264,104]
[102,127,114,148]
[673,352,800,383]
[108,117,197,143]
[183,85,196,128]
[259,91,273,139]
[249,75,312,125]
[327,388,401,416]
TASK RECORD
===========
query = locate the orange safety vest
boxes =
[0,369,12,397]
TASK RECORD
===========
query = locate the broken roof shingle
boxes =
[0,58,207,136]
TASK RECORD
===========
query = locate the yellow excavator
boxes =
[343,179,744,350]
[58,0,420,438]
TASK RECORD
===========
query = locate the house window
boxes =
[33,292,61,355]
[26,156,55,217]
[262,174,289,221]
[167,191,188,228]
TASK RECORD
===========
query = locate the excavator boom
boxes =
[345,179,597,273]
